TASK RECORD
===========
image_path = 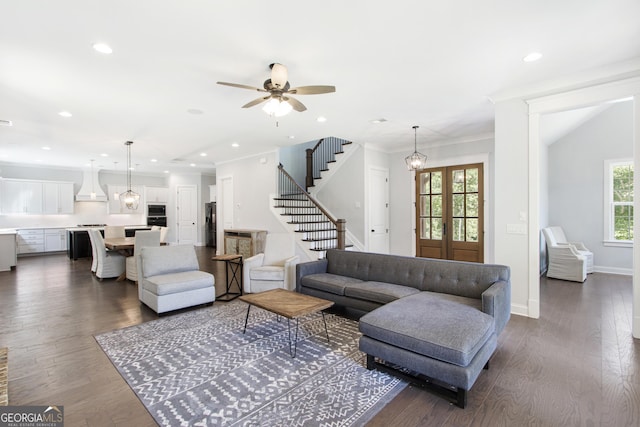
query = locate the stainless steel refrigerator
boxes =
[205,202,216,248]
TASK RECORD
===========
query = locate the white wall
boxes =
[215,151,287,251]
[547,101,633,273]
[279,140,315,188]
[316,145,365,243]
[494,98,531,318]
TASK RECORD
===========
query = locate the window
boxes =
[604,159,633,246]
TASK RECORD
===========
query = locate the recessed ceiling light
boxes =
[41,146,51,150]
[0,119,12,127]
[58,111,72,117]
[93,43,113,54]
[200,153,207,157]
[371,118,387,124]
[317,116,327,122]
[100,153,108,157]
[163,170,169,174]
[190,163,196,167]
[187,108,204,115]
[523,52,542,62]
[288,135,295,139]
[231,143,239,148]
[150,158,158,162]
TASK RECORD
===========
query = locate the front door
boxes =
[415,163,483,262]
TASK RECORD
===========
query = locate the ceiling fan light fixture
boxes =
[262,98,292,117]
[405,125,427,171]
[270,63,288,88]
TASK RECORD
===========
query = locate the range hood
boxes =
[76,169,108,202]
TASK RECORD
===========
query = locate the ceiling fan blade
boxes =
[288,85,336,95]
[283,96,307,112]
[217,81,266,92]
[242,96,270,108]
[270,63,288,89]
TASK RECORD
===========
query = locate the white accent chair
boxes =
[243,233,299,293]
[137,244,215,314]
[151,225,169,243]
[104,225,125,239]
[88,230,98,273]
[542,226,594,282]
[89,229,126,280]
[125,230,160,283]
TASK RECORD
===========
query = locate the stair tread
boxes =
[303,237,338,242]
[287,220,332,225]
[311,244,353,251]
[294,228,336,233]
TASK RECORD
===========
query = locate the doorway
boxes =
[176,185,197,245]
[415,163,484,262]
[368,167,389,254]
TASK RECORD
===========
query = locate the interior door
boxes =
[368,167,389,254]
[176,185,197,245]
[416,163,483,262]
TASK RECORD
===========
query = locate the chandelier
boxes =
[405,125,427,171]
[120,141,140,210]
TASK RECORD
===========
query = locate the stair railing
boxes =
[305,136,348,190]
[278,164,346,250]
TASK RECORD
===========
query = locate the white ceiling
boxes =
[1,0,639,174]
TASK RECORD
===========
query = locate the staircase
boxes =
[275,164,346,259]
[306,136,353,191]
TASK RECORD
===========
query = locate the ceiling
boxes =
[1,1,639,175]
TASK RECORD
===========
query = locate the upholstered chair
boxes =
[104,225,125,239]
[125,230,160,283]
[87,228,99,273]
[89,229,126,280]
[243,233,299,293]
[542,226,593,282]
[151,225,169,243]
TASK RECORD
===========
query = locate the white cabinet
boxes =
[0,231,17,271]
[1,180,43,214]
[43,182,74,214]
[108,184,144,214]
[17,229,45,254]
[1,179,73,215]
[145,186,169,203]
[44,228,67,252]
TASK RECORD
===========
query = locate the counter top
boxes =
[0,228,17,235]
[66,225,150,232]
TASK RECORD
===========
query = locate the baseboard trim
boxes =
[593,266,632,276]
[511,303,529,317]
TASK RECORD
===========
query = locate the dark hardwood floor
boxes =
[1,250,639,426]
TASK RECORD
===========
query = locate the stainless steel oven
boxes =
[147,216,167,227]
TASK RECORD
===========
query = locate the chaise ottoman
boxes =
[359,292,497,408]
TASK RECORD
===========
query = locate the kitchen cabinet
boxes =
[1,179,43,214]
[107,185,144,214]
[43,182,74,214]
[44,228,67,252]
[224,229,267,259]
[17,229,45,254]
[0,230,17,271]
[145,186,169,203]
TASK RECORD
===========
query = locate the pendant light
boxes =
[120,141,140,210]
[405,125,427,171]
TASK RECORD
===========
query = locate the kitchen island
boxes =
[0,229,17,271]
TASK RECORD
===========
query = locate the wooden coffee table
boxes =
[239,289,335,357]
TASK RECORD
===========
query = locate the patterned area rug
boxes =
[95,301,405,426]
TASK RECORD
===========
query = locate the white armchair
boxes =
[243,233,299,293]
[89,229,126,280]
[542,226,593,282]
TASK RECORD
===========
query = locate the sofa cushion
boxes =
[141,245,200,277]
[300,273,364,296]
[344,281,420,304]
[250,266,284,281]
[359,292,494,367]
[143,271,214,296]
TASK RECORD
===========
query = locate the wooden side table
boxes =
[212,254,243,301]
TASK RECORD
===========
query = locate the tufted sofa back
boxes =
[325,249,510,299]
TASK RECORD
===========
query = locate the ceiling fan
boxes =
[217,63,335,116]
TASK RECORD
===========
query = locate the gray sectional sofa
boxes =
[295,249,511,408]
